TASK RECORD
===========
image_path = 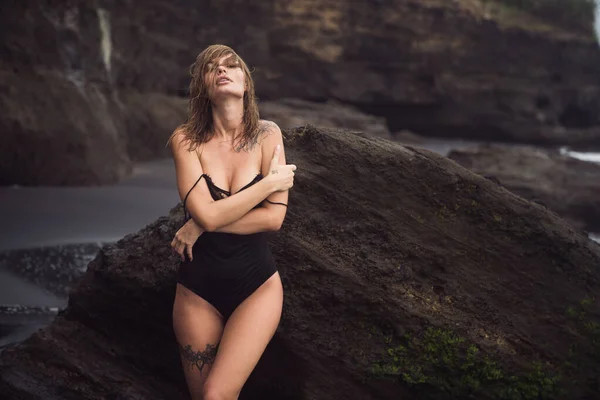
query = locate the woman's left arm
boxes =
[172,203,276,261]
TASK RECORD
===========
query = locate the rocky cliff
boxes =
[3,0,600,183]
[1,126,599,399]
[448,144,600,233]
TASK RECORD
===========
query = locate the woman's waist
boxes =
[187,234,275,278]
[201,231,267,244]
[193,232,269,257]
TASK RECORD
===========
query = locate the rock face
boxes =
[3,0,600,185]
[0,2,186,186]
[448,144,600,233]
[1,126,600,399]
[102,0,600,149]
[259,98,391,138]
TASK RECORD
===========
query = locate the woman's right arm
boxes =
[170,129,295,232]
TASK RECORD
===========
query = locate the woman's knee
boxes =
[202,380,238,400]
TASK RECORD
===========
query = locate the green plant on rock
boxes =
[372,327,561,399]
[566,296,600,355]
[499,362,561,400]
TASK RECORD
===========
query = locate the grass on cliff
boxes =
[372,327,562,400]
[565,296,600,364]
[479,0,596,36]
[371,296,600,400]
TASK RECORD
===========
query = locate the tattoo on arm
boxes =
[179,343,219,374]
[257,120,276,139]
[234,121,277,153]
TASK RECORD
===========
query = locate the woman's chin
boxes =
[210,90,244,102]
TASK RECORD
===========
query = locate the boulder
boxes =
[448,144,600,233]
[0,68,132,186]
[259,98,391,138]
[0,2,185,186]
[1,126,600,399]
[121,92,187,162]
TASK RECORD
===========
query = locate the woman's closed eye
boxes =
[206,63,238,73]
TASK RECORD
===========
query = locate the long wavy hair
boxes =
[167,44,260,152]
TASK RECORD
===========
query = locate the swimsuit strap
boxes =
[183,174,206,220]
[265,199,288,207]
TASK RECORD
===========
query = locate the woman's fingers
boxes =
[186,244,194,261]
[180,243,188,261]
[170,239,179,257]
[172,229,201,262]
[172,240,184,261]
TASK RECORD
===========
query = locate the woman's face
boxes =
[204,54,246,101]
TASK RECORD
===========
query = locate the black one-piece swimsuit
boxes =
[177,173,278,320]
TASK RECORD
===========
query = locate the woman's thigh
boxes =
[203,272,283,398]
[173,283,225,400]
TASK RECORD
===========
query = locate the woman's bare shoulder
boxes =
[169,125,189,149]
[170,125,205,155]
[176,124,188,134]
[258,119,279,130]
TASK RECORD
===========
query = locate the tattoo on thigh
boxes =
[180,343,218,373]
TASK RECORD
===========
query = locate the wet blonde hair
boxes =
[168,44,260,152]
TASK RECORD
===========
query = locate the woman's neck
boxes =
[211,98,244,142]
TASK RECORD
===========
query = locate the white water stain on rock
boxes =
[559,147,600,163]
[595,0,600,46]
[97,8,112,75]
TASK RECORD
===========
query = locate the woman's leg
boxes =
[173,283,225,400]
[202,272,284,400]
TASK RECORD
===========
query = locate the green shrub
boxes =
[372,327,561,399]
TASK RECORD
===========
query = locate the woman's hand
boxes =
[171,219,204,261]
[267,144,296,192]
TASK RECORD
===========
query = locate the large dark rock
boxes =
[1,126,600,399]
[259,98,391,138]
[121,92,187,162]
[448,144,600,233]
[3,0,600,185]
[0,2,185,186]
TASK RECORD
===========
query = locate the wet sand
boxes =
[0,158,180,349]
[0,159,179,252]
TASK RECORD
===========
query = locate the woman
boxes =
[167,44,296,400]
